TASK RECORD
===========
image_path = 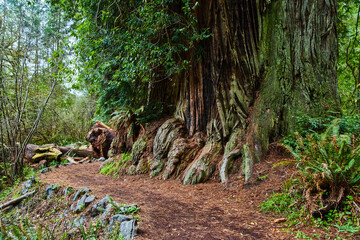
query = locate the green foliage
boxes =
[262,182,360,238]
[105,222,125,240]
[0,0,93,181]
[138,102,173,123]
[283,113,360,148]
[0,164,39,202]
[34,92,96,146]
[51,0,210,120]
[100,153,132,177]
[107,195,140,215]
[285,119,360,192]
[119,204,140,215]
[264,118,360,237]
[0,218,55,240]
[260,179,307,226]
[338,1,360,112]
[49,158,68,167]
[78,220,101,240]
[0,185,14,202]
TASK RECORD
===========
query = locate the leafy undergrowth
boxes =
[262,117,360,239]
[0,180,138,240]
[99,153,132,177]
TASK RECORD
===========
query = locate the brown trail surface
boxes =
[39,155,293,240]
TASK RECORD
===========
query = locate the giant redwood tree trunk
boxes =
[145,0,340,183]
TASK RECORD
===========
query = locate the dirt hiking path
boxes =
[39,157,293,240]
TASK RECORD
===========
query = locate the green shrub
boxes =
[283,113,360,148]
[0,218,55,240]
[284,119,360,206]
[260,178,307,226]
[78,220,101,240]
[100,153,132,177]
[263,118,360,237]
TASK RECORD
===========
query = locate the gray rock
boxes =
[40,168,51,174]
[74,193,89,213]
[64,187,74,196]
[22,176,37,194]
[100,199,121,225]
[85,195,96,205]
[88,196,111,217]
[131,137,147,165]
[86,160,92,163]
[73,215,86,227]
[82,187,91,192]
[108,214,132,232]
[63,210,69,217]
[45,184,59,199]
[101,204,114,224]
[72,187,91,203]
[60,163,72,166]
[96,157,106,162]
[120,219,137,240]
[70,203,75,212]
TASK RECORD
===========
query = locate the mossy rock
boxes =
[131,136,147,165]
[136,158,150,174]
[182,141,223,185]
[150,118,187,177]
[127,165,136,175]
[162,137,203,180]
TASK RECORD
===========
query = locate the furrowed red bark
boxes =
[171,0,340,181]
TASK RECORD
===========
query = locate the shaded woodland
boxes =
[1,0,360,239]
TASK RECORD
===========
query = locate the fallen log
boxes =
[58,146,93,158]
[32,146,62,163]
[0,190,36,210]
[79,156,91,163]
[25,145,93,163]
[24,144,38,160]
[66,156,78,165]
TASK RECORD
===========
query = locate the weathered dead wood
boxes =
[66,156,78,165]
[31,146,62,163]
[86,121,115,158]
[24,144,38,160]
[58,146,93,157]
[0,190,36,210]
[79,156,91,163]
[25,145,93,163]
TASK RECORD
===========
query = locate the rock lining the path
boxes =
[120,219,137,240]
[72,187,91,203]
[108,214,133,232]
[22,176,37,194]
[42,185,139,239]
[45,184,59,199]
[88,196,111,217]
[40,167,51,174]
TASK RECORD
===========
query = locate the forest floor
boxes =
[37,152,304,240]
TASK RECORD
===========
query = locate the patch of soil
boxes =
[38,152,297,240]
